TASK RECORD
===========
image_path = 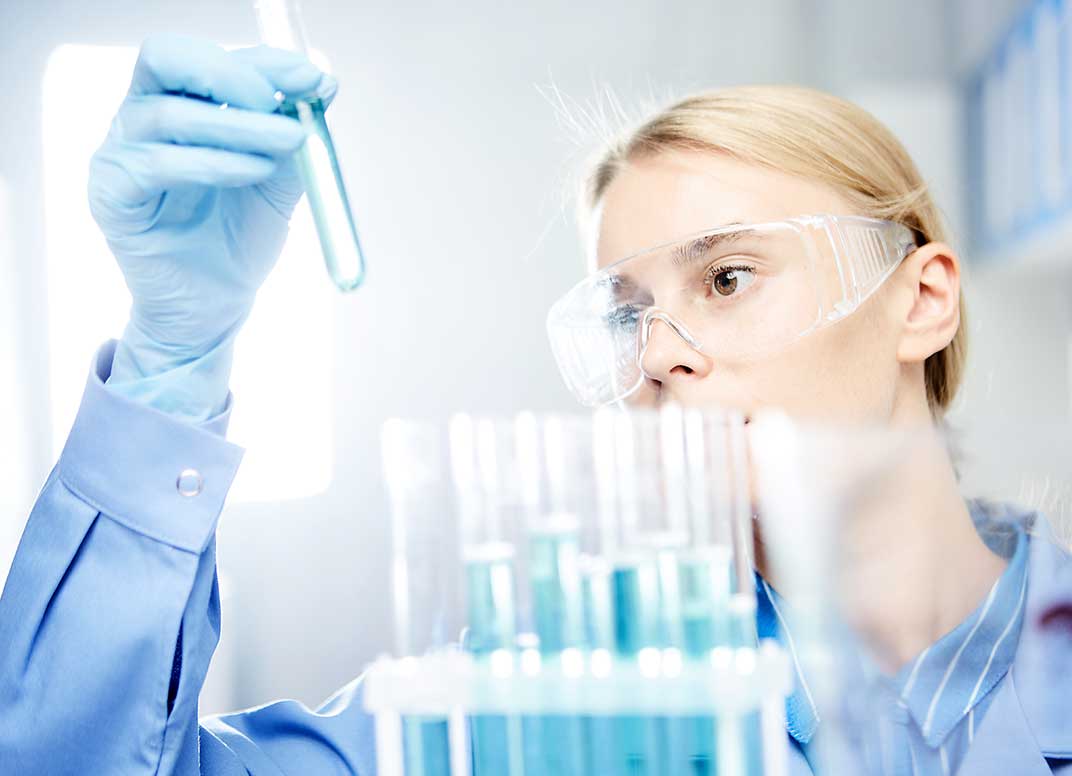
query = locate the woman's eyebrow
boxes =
[595,272,640,300]
[670,225,755,267]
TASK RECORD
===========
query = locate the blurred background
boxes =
[0,0,1068,715]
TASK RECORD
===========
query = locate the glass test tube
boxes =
[451,415,520,653]
[659,405,714,776]
[576,415,619,775]
[726,415,759,648]
[254,0,368,292]
[682,409,738,652]
[596,412,661,775]
[681,410,744,776]
[381,420,452,776]
[450,415,524,776]
[611,412,664,652]
[586,409,621,654]
[516,414,586,776]
[579,411,620,775]
[721,413,765,775]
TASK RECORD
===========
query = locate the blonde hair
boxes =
[583,85,966,415]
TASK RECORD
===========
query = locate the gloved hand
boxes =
[89,33,336,423]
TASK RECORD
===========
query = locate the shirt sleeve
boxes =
[199,676,378,775]
[0,342,377,776]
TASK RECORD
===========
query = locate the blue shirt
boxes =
[757,510,1030,775]
[1,341,1071,775]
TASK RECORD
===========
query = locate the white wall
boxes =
[1,0,1067,715]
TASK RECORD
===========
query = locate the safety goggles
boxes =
[546,215,920,407]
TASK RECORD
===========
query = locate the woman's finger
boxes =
[90,142,279,209]
[118,94,306,157]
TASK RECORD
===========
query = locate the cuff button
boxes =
[177,468,204,497]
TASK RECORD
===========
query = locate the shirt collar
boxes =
[755,509,1029,749]
[755,573,821,744]
[892,520,1028,746]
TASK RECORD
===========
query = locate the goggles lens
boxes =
[547,215,917,407]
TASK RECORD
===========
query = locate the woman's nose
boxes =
[637,313,713,389]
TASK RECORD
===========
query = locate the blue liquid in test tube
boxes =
[579,556,618,775]
[670,548,736,776]
[402,717,451,776]
[525,521,587,776]
[254,0,368,292]
[465,544,523,776]
[529,522,585,652]
[611,556,662,776]
[280,97,368,291]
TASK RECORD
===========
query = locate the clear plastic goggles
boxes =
[546,214,919,407]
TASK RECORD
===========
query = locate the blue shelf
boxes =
[966,0,1072,268]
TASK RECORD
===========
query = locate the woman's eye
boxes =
[605,304,641,330]
[707,266,756,297]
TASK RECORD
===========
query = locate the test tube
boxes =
[725,415,759,648]
[516,414,586,776]
[253,0,368,292]
[679,409,735,654]
[664,410,741,776]
[598,412,661,775]
[720,413,765,776]
[610,412,662,653]
[450,415,518,654]
[579,411,619,775]
[450,415,524,776]
[381,419,453,776]
[519,414,585,653]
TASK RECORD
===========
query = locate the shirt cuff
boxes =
[57,341,245,554]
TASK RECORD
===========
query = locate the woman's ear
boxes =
[896,242,961,364]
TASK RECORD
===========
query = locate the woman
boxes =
[545,87,1070,774]
[0,35,1068,776]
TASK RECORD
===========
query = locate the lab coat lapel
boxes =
[954,672,1052,776]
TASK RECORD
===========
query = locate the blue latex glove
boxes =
[89,34,337,423]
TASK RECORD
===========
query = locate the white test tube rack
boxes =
[364,639,792,776]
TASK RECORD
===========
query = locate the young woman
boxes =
[1,35,1068,776]
[546,87,1071,774]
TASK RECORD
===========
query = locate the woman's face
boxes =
[594,150,921,424]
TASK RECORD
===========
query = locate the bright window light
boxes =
[42,44,336,503]
[0,177,34,585]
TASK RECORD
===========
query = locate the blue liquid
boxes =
[653,547,686,648]
[727,595,759,649]
[744,710,765,775]
[529,526,584,652]
[457,545,766,776]
[470,715,524,775]
[612,558,660,654]
[615,715,663,776]
[611,558,661,774]
[581,558,614,650]
[680,718,717,776]
[578,557,618,774]
[526,526,586,776]
[402,717,450,776]
[716,709,765,776]
[465,547,517,655]
[464,547,520,775]
[584,714,618,775]
[281,97,368,292]
[678,550,734,655]
[522,715,585,776]
[672,550,735,776]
